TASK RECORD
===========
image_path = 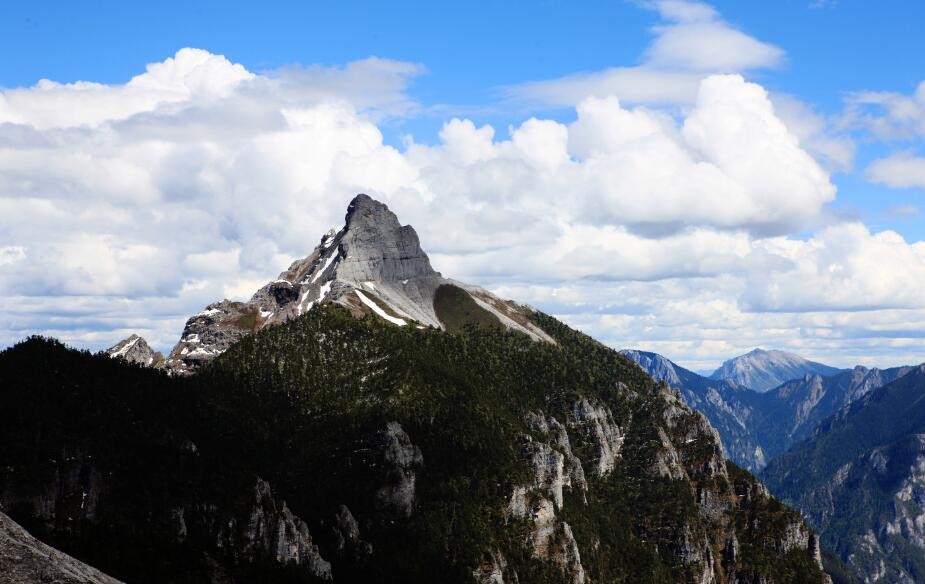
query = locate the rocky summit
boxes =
[106,334,164,368]
[151,194,551,374]
[709,348,843,393]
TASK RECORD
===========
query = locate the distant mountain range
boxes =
[624,347,925,583]
[622,349,915,471]
[764,366,925,583]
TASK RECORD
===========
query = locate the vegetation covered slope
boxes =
[1,305,827,583]
[0,336,332,583]
[763,366,925,583]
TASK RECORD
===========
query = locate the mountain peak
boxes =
[338,193,438,282]
[710,348,841,392]
[106,335,164,368]
[158,193,553,373]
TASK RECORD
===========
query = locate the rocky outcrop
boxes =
[376,422,424,517]
[506,493,586,584]
[152,194,553,374]
[473,549,519,584]
[501,387,829,584]
[505,399,631,584]
[566,398,625,477]
[0,510,122,584]
[336,194,439,283]
[165,300,259,373]
[216,478,333,580]
[511,389,816,583]
[106,334,164,368]
[326,504,372,562]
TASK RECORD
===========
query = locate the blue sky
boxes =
[2,1,925,369]
[4,0,922,239]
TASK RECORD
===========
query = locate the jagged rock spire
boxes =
[337,194,439,282]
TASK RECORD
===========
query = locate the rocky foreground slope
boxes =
[0,510,121,584]
[5,195,830,583]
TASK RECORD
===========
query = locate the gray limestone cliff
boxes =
[479,383,829,584]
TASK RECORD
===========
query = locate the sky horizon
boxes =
[2,0,925,371]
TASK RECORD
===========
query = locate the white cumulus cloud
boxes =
[0,46,924,372]
[507,0,783,107]
[867,152,925,189]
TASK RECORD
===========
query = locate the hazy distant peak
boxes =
[709,348,842,392]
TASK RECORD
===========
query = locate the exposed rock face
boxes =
[504,388,828,584]
[506,407,604,584]
[336,195,438,282]
[473,549,519,584]
[165,300,258,374]
[0,510,122,584]
[106,334,164,368]
[219,478,333,580]
[327,504,372,562]
[376,422,424,517]
[566,398,625,477]
[157,194,553,373]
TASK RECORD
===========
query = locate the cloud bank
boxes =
[1,41,924,370]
